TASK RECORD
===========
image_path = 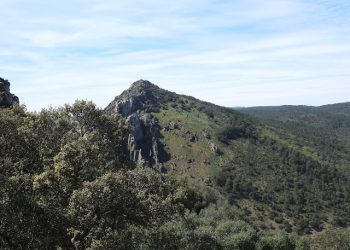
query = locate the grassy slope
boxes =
[150,96,350,233]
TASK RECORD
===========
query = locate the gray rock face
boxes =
[126,114,145,142]
[127,133,146,167]
[105,80,163,116]
[106,80,170,169]
[106,80,222,171]
[115,97,140,116]
[0,78,19,107]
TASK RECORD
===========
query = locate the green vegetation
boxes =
[1,88,350,249]
[0,102,312,249]
[237,103,350,173]
[152,95,350,235]
[310,228,350,250]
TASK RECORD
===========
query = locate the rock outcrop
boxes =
[208,141,221,156]
[0,77,19,107]
[105,80,165,116]
[105,79,223,171]
[105,80,170,168]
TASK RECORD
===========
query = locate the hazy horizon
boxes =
[8,78,349,111]
[1,0,350,111]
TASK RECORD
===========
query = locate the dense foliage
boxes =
[216,136,350,233]
[237,103,350,173]
[155,96,350,234]
[0,102,312,249]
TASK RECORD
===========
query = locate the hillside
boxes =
[0,83,313,249]
[105,80,350,234]
[236,103,350,173]
[1,79,350,249]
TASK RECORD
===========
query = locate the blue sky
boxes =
[1,0,350,110]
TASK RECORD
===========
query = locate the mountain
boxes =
[106,80,350,233]
[236,103,350,174]
[0,77,19,107]
[105,79,257,173]
[0,92,313,249]
[1,78,349,248]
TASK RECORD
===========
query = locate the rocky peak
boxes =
[0,77,19,107]
[105,80,171,170]
[119,79,161,100]
[105,80,165,117]
[128,79,159,93]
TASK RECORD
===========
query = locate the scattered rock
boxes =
[208,141,221,156]
[186,132,198,142]
[202,130,211,139]
[164,121,182,131]
[169,122,180,130]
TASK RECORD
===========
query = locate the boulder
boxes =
[208,141,221,156]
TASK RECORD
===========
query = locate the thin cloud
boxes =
[1,0,349,110]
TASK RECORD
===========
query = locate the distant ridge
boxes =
[236,102,350,174]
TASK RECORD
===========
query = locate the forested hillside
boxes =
[105,81,350,239]
[1,80,350,249]
[0,102,312,249]
[237,103,350,173]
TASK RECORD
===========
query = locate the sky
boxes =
[1,0,350,111]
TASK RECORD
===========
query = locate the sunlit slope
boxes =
[106,81,350,232]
